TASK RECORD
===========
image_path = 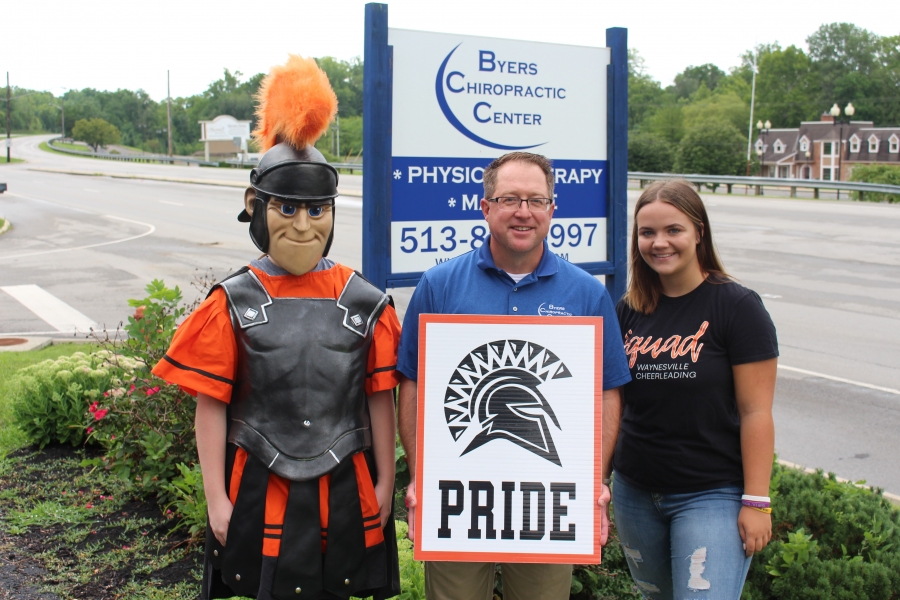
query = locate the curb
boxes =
[777,459,900,507]
[27,167,364,197]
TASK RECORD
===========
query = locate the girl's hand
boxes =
[738,506,772,556]
[374,481,394,528]
[208,495,234,546]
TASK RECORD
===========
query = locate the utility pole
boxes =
[6,72,10,163]
[745,57,757,176]
[166,70,173,156]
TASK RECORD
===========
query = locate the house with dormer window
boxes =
[755,114,900,181]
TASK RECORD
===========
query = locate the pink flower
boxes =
[93,409,108,420]
[128,384,136,395]
[145,386,160,396]
[88,402,99,414]
[110,435,116,440]
[86,503,93,509]
[87,426,94,434]
[103,391,109,398]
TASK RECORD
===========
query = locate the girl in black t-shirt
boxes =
[611,180,778,599]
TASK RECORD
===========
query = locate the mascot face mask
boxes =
[243,189,334,276]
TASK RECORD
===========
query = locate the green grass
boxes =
[51,140,95,153]
[0,343,93,456]
[0,157,25,164]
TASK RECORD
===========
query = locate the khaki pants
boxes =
[425,561,572,600]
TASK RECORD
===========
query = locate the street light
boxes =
[757,120,771,177]
[829,102,854,195]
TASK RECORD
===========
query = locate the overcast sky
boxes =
[2,0,895,101]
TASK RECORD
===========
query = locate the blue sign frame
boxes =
[363,2,628,301]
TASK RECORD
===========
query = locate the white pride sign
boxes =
[414,315,603,563]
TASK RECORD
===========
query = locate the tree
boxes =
[755,45,818,127]
[315,57,363,117]
[674,118,746,176]
[671,64,727,99]
[682,89,749,135]
[806,23,892,123]
[648,105,685,145]
[628,50,665,131]
[628,131,674,173]
[72,117,121,151]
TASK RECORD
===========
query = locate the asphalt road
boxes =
[1,135,899,495]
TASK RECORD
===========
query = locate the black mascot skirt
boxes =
[201,444,400,600]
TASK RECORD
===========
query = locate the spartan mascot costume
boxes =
[153,56,401,600]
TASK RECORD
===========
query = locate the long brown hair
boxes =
[624,180,731,314]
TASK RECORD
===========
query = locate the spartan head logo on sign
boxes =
[443,339,572,466]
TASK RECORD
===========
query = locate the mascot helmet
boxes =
[237,55,339,256]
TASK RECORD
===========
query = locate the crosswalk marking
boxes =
[0,285,97,333]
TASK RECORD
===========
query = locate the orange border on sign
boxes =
[413,314,604,564]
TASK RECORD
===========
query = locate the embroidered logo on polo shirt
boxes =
[350,314,364,327]
[442,339,572,466]
[243,308,259,321]
[538,303,572,316]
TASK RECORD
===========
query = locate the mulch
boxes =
[0,444,202,599]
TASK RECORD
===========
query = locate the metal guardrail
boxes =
[38,145,900,199]
[331,162,363,174]
[209,158,364,173]
[628,172,900,200]
[47,138,219,167]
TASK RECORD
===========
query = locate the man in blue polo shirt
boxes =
[397,151,631,600]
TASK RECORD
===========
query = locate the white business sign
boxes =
[389,29,610,275]
[414,315,603,563]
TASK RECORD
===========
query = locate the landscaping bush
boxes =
[11,350,124,448]
[742,462,900,599]
[395,520,426,600]
[849,164,900,203]
[83,280,198,503]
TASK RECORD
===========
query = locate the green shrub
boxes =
[11,351,119,448]
[84,280,198,502]
[742,462,900,599]
[849,164,900,203]
[161,462,207,539]
[395,520,425,600]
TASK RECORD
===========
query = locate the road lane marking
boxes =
[2,191,94,214]
[778,365,899,395]
[159,200,183,206]
[0,285,96,332]
[0,215,155,260]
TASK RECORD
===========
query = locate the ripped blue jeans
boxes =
[611,474,752,600]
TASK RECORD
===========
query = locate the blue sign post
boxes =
[363,2,627,300]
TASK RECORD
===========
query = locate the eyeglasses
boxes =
[487,197,554,212]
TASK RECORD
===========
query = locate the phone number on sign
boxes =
[389,218,607,273]
[397,222,600,254]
